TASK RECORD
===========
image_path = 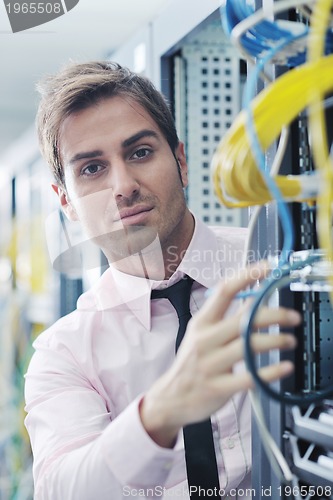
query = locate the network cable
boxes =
[211,53,333,208]
[235,0,333,407]
[215,0,333,489]
[222,0,333,66]
[307,0,333,304]
[215,0,333,401]
[234,6,309,485]
[222,0,310,66]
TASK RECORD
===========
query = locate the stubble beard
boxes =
[95,224,159,264]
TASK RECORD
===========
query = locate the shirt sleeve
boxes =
[24,332,183,500]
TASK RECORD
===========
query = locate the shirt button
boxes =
[227,438,235,449]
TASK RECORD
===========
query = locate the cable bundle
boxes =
[212,53,333,208]
[307,0,333,298]
[213,0,333,218]
[222,0,310,66]
[212,0,333,484]
[213,0,333,392]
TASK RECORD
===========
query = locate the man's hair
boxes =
[36,60,179,188]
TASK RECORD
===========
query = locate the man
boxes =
[25,61,300,499]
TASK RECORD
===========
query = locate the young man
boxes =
[25,61,300,499]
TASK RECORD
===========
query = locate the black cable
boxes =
[243,255,333,405]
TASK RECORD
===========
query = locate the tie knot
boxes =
[151,275,193,319]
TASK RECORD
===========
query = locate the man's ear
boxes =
[175,142,189,188]
[52,184,78,221]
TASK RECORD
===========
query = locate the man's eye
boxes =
[81,164,103,176]
[132,148,151,160]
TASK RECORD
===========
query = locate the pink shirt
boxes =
[25,218,252,499]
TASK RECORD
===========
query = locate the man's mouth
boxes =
[114,205,154,225]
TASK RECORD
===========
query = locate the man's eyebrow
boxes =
[68,130,159,165]
[69,150,104,165]
[122,130,159,148]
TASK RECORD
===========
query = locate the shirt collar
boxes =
[177,217,223,290]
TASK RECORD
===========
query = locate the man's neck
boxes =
[110,212,195,280]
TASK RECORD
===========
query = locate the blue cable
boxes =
[221,0,308,66]
[242,35,306,266]
[243,254,333,404]
[219,0,333,405]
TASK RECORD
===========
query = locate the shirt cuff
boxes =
[101,395,183,488]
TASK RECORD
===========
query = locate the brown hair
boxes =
[36,61,179,187]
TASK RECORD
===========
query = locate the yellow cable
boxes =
[212,54,333,207]
[307,0,333,300]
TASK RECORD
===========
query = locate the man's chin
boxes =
[92,225,159,262]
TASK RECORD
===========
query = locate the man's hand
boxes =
[140,262,300,448]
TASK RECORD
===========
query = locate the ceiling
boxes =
[0,0,170,155]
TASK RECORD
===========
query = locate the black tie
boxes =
[151,276,221,499]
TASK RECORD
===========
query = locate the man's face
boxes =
[55,96,191,264]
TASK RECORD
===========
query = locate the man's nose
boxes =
[109,162,140,200]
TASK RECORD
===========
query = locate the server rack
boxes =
[247,2,333,498]
[149,2,333,497]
